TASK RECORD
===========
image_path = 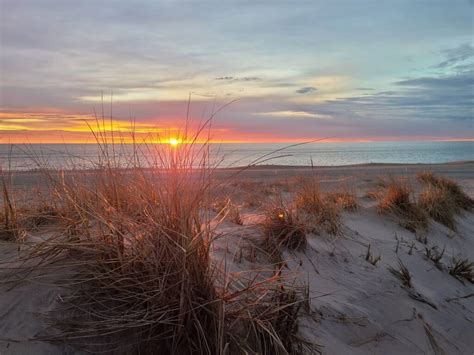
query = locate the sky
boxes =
[0,0,473,143]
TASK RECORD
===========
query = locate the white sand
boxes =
[1,162,473,354]
[0,241,79,354]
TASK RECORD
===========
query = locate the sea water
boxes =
[0,141,472,171]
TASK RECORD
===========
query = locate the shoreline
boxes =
[225,160,474,170]
[3,160,474,174]
[4,161,474,199]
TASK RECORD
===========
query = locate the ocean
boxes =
[0,141,472,171]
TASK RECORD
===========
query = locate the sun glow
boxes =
[169,138,180,146]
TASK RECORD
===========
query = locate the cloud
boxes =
[0,111,172,135]
[295,86,317,94]
[241,77,262,82]
[437,43,474,68]
[255,110,332,120]
[395,74,474,90]
[319,48,473,126]
[324,70,473,126]
[0,2,472,141]
[215,76,262,82]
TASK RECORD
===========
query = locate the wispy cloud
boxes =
[255,111,332,120]
[437,43,474,69]
[295,86,317,94]
[215,76,262,82]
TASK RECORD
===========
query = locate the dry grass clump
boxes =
[29,150,222,354]
[375,175,390,188]
[223,277,320,354]
[325,190,358,211]
[417,172,474,210]
[227,202,243,225]
[1,182,74,237]
[448,257,474,284]
[424,246,445,269]
[377,177,427,232]
[388,259,412,288]
[388,259,439,309]
[377,177,411,212]
[295,178,342,236]
[262,196,307,257]
[0,194,17,240]
[22,204,61,229]
[364,244,381,266]
[364,189,383,200]
[17,189,69,230]
[243,191,265,208]
[418,186,458,230]
[0,175,23,241]
[4,117,318,353]
[213,196,243,225]
[417,172,473,230]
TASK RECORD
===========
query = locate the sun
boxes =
[169,138,180,146]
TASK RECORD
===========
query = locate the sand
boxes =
[1,161,473,354]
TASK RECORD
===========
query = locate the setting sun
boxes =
[169,138,179,146]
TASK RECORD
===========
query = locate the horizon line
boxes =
[0,138,473,145]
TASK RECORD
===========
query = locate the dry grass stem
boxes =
[295,178,342,235]
[388,259,412,288]
[377,177,427,232]
[261,196,307,263]
[424,246,445,269]
[417,172,473,230]
[364,244,381,266]
[1,115,319,353]
[448,257,474,284]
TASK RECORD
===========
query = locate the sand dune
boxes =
[1,162,473,354]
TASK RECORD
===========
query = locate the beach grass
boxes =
[261,195,307,262]
[0,117,319,354]
[417,172,474,230]
[295,177,342,236]
[448,257,474,284]
[377,177,427,232]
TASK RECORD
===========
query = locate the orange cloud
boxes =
[1,110,472,144]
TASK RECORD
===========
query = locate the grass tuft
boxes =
[4,115,318,353]
[377,177,427,232]
[325,190,359,211]
[295,178,342,235]
[424,246,445,269]
[225,281,321,354]
[448,257,474,284]
[388,259,412,288]
[213,196,244,225]
[0,174,24,241]
[418,186,457,230]
[417,172,474,210]
[364,244,381,266]
[417,172,473,230]
[262,196,307,259]
[364,189,383,200]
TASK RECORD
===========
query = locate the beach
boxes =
[2,0,473,353]
[1,161,473,354]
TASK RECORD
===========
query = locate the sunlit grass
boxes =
[1,104,318,354]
